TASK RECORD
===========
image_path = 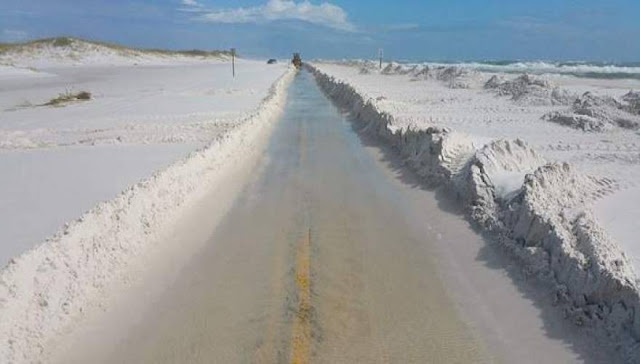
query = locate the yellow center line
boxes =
[290,228,312,364]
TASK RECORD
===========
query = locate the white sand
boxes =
[595,187,640,270]
[0,41,295,362]
[0,144,195,265]
[310,61,640,359]
[0,38,231,69]
[313,61,640,270]
[0,57,288,265]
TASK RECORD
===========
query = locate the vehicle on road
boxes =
[292,53,302,68]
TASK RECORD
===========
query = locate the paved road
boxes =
[93,71,604,363]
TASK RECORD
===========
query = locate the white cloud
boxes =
[1,29,28,42]
[179,0,204,12]
[182,0,356,32]
[385,23,420,31]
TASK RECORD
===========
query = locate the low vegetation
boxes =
[0,37,233,58]
[52,37,73,47]
[144,48,234,58]
[44,90,92,106]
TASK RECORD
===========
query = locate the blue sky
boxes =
[2,0,639,61]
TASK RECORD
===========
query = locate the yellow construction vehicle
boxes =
[292,53,302,69]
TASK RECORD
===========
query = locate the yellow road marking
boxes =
[290,228,312,364]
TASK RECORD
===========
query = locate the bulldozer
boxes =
[292,53,302,69]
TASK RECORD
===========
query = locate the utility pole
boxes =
[231,48,236,78]
[378,48,383,69]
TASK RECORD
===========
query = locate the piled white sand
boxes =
[0,56,288,265]
[484,74,575,106]
[377,62,481,89]
[0,64,295,362]
[0,37,295,362]
[544,91,640,131]
[309,62,640,360]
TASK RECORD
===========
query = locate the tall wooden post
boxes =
[231,48,236,78]
[378,48,383,69]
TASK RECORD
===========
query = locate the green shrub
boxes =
[52,37,73,47]
[44,91,92,106]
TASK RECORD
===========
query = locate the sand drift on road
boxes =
[310,62,640,361]
[0,64,630,363]
[54,71,614,363]
[0,61,295,362]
